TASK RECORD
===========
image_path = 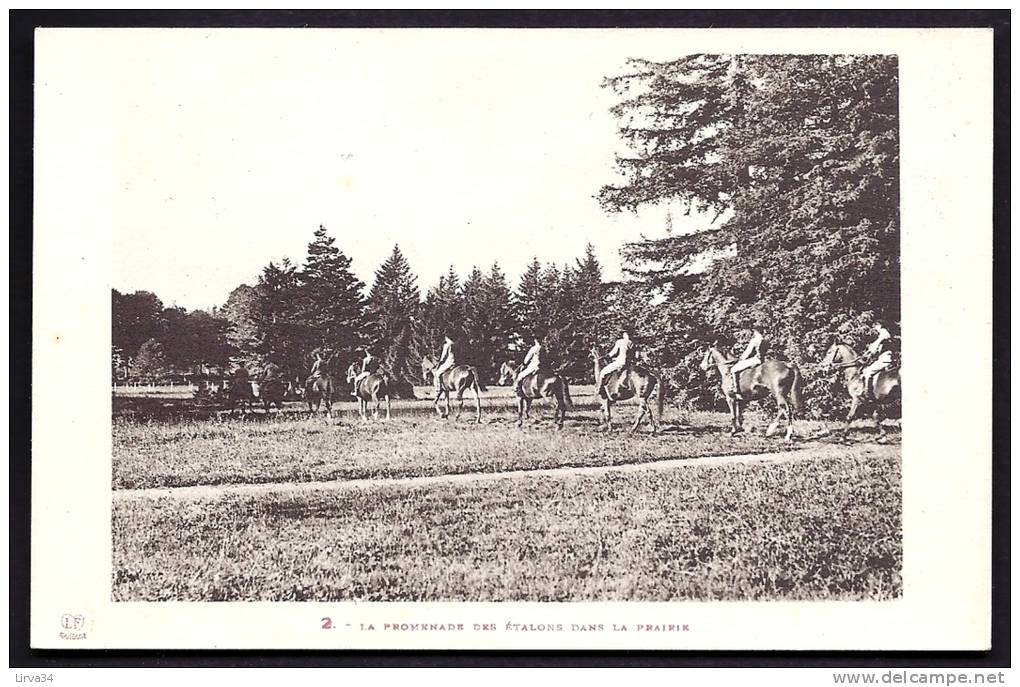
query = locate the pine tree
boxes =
[298,225,368,360]
[368,244,421,387]
[537,263,566,369]
[255,258,310,374]
[514,258,544,342]
[461,266,487,368]
[415,267,464,362]
[481,263,517,376]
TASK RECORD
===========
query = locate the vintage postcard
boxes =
[30,26,993,651]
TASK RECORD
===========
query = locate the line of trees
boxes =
[112,227,615,390]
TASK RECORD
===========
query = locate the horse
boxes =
[346,363,392,421]
[498,360,519,386]
[498,365,573,429]
[249,363,290,413]
[821,341,901,439]
[590,347,664,434]
[699,344,803,440]
[432,363,485,423]
[303,371,337,419]
[420,356,437,385]
[219,375,256,416]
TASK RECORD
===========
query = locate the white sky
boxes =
[100,29,720,310]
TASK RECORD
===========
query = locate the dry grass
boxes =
[111,386,901,601]
[113,385,897,490]
[112,446,901,601]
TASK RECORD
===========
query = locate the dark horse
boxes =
[700,344,803,440]
[590,347,664,434]
[219,376,255,416]
[304,366,337,419]
[429,360,485,423]
[346,363,392,421]
[498,365,573,429]
[250,363,290,413]
[821,341,901,439]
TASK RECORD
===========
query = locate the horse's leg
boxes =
[604,399,613,431]
[374,393,381,420]
[473,384,481,424]
[844,396,862,438]
[873,406,886,440]
[445,389,452,420]
[726,396,737,434]
[766,400,785,439]
[630,398,646,434]
[516,397,524,428]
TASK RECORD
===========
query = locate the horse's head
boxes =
[589,347,601,362]
[821,340,855,368]
[346,363,358,382]
[699,340,720,372]
[497,363,513,386]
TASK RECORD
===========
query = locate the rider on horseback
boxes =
[731,326,766,400]
[514,336,542,393]
[596,330,632,395]
[433,335,457,390]
[351,348,378,396]
[861,321,895,398]
[306,348,325,386]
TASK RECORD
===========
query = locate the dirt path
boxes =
[114,442,898,502]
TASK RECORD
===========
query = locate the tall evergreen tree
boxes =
[255,258,310,374]
[368,244,421,386]
[461,266,487,367]
[514,258,544,342]
[600,54,899,415]
[299,225,368,359]
[415,267,464,361]
[481,263,517,376]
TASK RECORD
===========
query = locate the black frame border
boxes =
[9,8,1010,669]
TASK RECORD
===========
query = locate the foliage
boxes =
[111,290,165,359]
[132,338,167,381]
[368,245,421,389]
[297,225,369,357]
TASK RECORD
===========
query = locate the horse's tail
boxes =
[473,367,487,392]
[562,379,574,409]
[656,375,665,420]
[790,365,804,415]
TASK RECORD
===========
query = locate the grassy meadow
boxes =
[112,384,901,601]
[113,446,900,601]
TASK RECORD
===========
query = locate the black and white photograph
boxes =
[25,22,995,653]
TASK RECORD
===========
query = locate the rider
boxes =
[514,336,543,392]
[596,329,632,395]
[306,348,325,386]
[351,348,378,396]
[433,335,457,390]
[861,320,895,397]
[730,326,766,400]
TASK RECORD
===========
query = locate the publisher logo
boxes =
[59,613,87,640]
